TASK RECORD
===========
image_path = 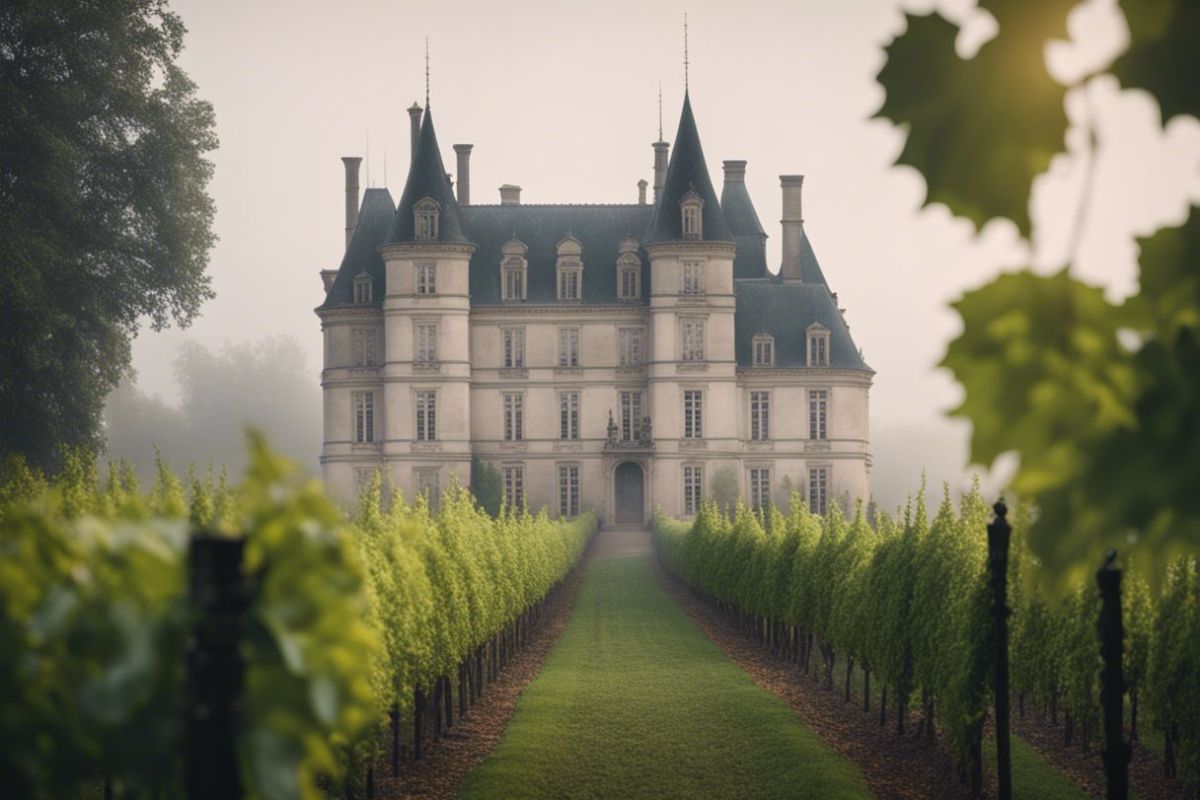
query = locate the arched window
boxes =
[680,185,704,240]
[414,196,440,241]
[500,238,528,301]
[556,235,583,301]
[352,273,373,304]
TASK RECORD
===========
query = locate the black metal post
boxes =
[1097,550,1131,800]
[987,500,1012,800]
[186,534,249,800]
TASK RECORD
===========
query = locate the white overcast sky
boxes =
[129,0,1200,506]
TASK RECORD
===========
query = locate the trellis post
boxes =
[987,500,1012,800]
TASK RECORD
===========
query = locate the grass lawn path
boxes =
[458,530,873,800]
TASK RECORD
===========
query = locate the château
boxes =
[317,90,873,523]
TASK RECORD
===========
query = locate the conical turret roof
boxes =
[644,92,733,244]
[386,106,470,244]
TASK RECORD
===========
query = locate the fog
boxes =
[114,0,1200,509]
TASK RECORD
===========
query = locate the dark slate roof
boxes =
[644,93,734,244]
[385,106,470,245]
[317,188,395,310]
[722,173,769,280]
[785,225,831,286]
[734,278,871,371]
[463,204,654,305]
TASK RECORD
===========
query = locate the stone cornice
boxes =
[380,242,477,258]
[736,368,875,384]
[315,305,385,322]
[643,241,738,257]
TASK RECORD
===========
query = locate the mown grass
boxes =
[459,553,873,800]
[981,735,1092,800]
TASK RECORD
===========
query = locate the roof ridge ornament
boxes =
[683,13,690,93]
[425,37,430,107]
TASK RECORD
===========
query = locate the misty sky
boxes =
[126,0,1200,507]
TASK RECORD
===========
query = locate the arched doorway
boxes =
[614,462,645,525]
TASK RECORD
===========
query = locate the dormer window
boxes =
[556,236,583,301]
[500,238,528,301]
[680,186,704,240]
[414,196,440,241]
[617,236,640,300]
[753,332,775,367]
[352,273,373,304]
[807,323,830,367]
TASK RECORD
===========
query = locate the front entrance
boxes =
[614,462,645,524]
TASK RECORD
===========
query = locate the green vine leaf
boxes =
[941,269,1136,495]
[1110,0,1200,123]
[1127,204,1200,337]
[875,8,1073,237]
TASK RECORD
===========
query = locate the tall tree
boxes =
[0,0,216,470]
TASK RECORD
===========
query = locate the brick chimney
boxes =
[499,184,521,206]
[341,156,362,249]
[407,102,422,163]
[652,140,669,201]
[780,175,805,280]
[454,144,473,205]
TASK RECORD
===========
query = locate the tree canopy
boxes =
[0,0,217,471]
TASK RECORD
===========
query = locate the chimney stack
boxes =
[637,179,648,205]
[780,175,805,280]
[341,156,362,249]
[723,160,747,185]
[407,102,423,162]
[652,140,669,201]
[453,144,473,205]
[499,184,522,206]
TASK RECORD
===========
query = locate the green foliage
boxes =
[875,7,1070,236]
[656,492,1200,786]
[1110,0,1200,123]
[0,0,218,471]
[877,0,1200,580]
[471,457,503,517]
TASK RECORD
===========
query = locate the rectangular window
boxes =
[619,267,639,299]
[809,466,829,515]
[750,391,770,441]
[416,391,437,441]
[809,390,828,440]
[502,262,526,300]
[809,333,829,366]
[353,278,372,304]
[754,337,774,367]
[683,390,703,439]
[750,467,771,510]
[557,327,579,368]
[352,328,378,367]
[503,393,524,441]
[558,268,580,300]
[619,391,643,441]
[415,322,438,363]
[681,319,705,362]
[683,465,703,515]
[353,391,374,443]
[618,328,643,367]
[503,328,525,368]
[416,262,436,295]
[503,464,525,508]
[682,260,704,295]
[683,206,702,240]
[354,467,374,493]
[558,464,580,517]
[414,468,440,508]
[559,391,580,440]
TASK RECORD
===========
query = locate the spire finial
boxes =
[683,13,690,92]
[424,37,430,107]
[658,80,663,140]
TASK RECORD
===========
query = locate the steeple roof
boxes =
[644,93,733,245]
[386,106,470,245]
[317,188,395,310]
